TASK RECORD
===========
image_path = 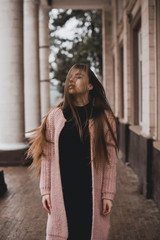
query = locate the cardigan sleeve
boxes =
[101,113,117,201]
[39,115,52,196]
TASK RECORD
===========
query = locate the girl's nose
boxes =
[69,77,73,82]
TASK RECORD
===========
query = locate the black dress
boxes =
[59,103,92,240]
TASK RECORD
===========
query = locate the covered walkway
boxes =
[0,157,160,240]
[0,0,160,239]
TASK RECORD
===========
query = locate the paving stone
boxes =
[108,159,160,240]
[0,166,47,240]
[0,158,160,240]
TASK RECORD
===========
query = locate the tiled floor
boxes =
[108,159,160,240]
[0,158,160,240]
[0,166,47,240]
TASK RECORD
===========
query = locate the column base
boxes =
[0,143,29,166]
[0,170,7,196]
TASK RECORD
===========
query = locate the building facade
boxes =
[0,0,159,209]
[103,0,160,209]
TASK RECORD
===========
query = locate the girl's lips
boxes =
[68,85,74,89]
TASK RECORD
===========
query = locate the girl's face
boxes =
[67,69,93,96]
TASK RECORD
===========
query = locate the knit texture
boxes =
[39,107,117,240]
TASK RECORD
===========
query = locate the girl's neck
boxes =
[73,95,89,107]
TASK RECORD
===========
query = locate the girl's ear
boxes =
[88,83,93,91]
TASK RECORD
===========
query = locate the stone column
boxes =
[123,7,132,123]
[0,0,27,164]
[102,8,114,112]
[112,0,119,117]
[24,0,41,134]
[39,5,50,119]
[141,0,156,137]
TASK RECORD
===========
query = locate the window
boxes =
[156,0,160,141]
[138,28,142,125]
[113,54,115,113]
[116,0,123,23]
[132,17,141,125]
[120,45,124,118]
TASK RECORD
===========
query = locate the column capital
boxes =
[39,5,50,22]
[102,0,112,11]
[24,0,40,4]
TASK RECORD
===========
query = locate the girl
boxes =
[26,63,119,240]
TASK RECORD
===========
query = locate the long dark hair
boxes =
[26,63,119,176]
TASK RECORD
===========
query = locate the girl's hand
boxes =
[102,199,113,215]
[42,194,52,214]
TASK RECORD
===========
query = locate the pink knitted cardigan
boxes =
[40,107,117,240]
